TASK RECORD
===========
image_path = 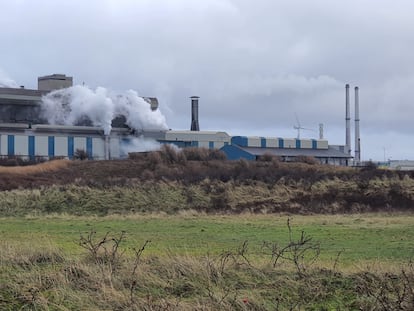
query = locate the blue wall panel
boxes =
[191,141,199,147]
[68,136,74,159]
[312,139,317,149]
[28,136,35,160]
[7,135,14,156]
[86,137,93,159]
[48,136,55,158]
[220,145,255,161]
[296,139,301,149]
[209,141,214,149]
[231,136,248,147]
[278,138,284,148]
[261,137,266,148]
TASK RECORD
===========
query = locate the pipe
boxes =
[104,135,110,160]
[190,96,200,131]
[354,86,360,163]
[345,84,351,155]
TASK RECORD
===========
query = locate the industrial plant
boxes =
[0,74,357,165]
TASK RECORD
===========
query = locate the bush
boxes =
[74,149,88,160]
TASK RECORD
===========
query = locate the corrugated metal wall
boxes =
[0,134,121,160]
[165,131,231,149]
[231,136,329,150]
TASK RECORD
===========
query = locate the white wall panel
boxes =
[284,139,296,148]
[110,136,120,159]
[92,137,105,160]
[0,135,7,156]
[266,138,279,148]
[247,137,261,147]
[35,136,48,156]
[14,135,27,156]
[55,137,67,157]
[74,137,86,152]
[301,139,312,149]
[317,140,329,149]
[166,131,230,143]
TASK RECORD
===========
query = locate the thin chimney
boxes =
[354,86,361,163]
[345,84,351,155]
[190,96,200,131]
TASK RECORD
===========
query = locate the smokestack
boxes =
[345,84,351,155]
[190,96,200,131]
[319,123,324,140]
[354,86,361,164]
[104,135,110,160]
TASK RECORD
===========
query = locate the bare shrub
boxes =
[182,147,227,161]
[296,155,318,165]
[146,151,162,170]
[74,149,88,160]
[355,268,414,310]
[262,218,321,278]
[160,144,180,164]
[183,147,209,161]
[258,152,274,162]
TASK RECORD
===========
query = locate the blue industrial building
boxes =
[0,74,352,165]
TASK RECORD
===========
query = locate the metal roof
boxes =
[167,130,230,136]
[236,146,353,159]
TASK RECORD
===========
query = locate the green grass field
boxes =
[2,213,414,310]
[2,213,413,266]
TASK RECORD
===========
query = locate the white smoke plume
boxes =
[0,69,18,88]
[120,136,161,155]
[41,85,168,135]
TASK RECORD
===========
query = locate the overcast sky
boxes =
[1,0,413,161]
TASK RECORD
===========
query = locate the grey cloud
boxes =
[1,0,414,159]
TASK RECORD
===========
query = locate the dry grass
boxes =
[2,230,414,310]
[0,159,71,175]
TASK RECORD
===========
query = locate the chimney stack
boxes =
[319,123,324,140]
[354,86,361,163]
[345,84,351,155]
[190,96,200,131]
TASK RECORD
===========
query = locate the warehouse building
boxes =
[219,136,351,165]
[0,74,352,165]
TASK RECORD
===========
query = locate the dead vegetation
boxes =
[0,147,413,214]
[1,224,414,310]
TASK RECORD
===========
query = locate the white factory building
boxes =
[0,74,352,165]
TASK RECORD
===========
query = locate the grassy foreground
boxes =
[1,214,414,310]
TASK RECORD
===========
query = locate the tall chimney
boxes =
[345,84,351,155]
[190,96,200,131]
[319,123,324,140]
[354,86,361,164]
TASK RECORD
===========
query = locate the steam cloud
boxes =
[0,69,18,88]
[120,136,161,155]
[41,85,168,135]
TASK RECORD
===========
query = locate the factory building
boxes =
[0,74,159,160]
[0,74,353,165]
